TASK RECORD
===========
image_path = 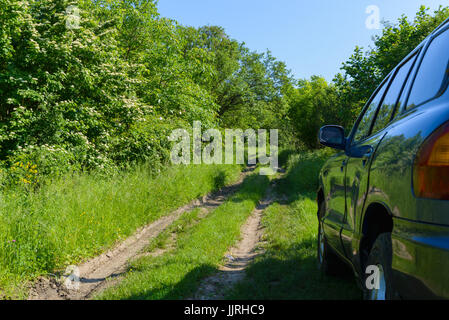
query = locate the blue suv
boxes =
[317,17,449,300]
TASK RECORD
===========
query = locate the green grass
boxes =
[96,172,270,300]
[0,148,362,300]
[225,149,361,300]
[0,163,241,299]
[144,206,205,254]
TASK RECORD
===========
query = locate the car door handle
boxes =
[341,159,347,172]
[362,147,374,166]
[363,151,373,159]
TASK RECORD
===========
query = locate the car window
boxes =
[396,50,421,115]
[353,79,389,142]
[407,27,449,108]
[372,55,417,134]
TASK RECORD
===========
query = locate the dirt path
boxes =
[28,167,255,300]
[192,180,278,300]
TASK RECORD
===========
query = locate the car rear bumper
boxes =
[392,217,449,299]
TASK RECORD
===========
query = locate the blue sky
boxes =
[158,0,447,81]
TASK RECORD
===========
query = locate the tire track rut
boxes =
[193,178,279,300]
[28,167,255,300]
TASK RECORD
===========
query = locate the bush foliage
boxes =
[1,1,448,174]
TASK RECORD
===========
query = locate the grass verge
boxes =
[226,150,361,300]
[0,163,241,299]
[95,172,270,300]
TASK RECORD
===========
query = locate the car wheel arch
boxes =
[359,202,394,271]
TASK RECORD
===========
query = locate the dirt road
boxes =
[192,182,277,300]
[28,167,256,300]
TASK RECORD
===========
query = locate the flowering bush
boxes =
[6,161,39,189]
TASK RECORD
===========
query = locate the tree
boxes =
[340,6,449,109]
[289,77,339,149]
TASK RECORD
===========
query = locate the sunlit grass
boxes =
[226,149,361,300]
[96,172,270,300]
[0,163,241,299]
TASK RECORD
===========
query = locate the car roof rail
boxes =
[432,16,449,35]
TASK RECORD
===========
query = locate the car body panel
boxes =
[342,131,388,263]
[370,97,449,224]
[317,18,449,299]
[321,152,347,254]
[392,217,449,299]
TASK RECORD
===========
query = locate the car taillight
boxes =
[414,122,449,200]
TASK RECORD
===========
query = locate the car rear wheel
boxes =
[363,233,398,300]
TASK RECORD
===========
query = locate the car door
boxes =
[322,150,348,253]
[341,52,419,262]
[321,77,390,256]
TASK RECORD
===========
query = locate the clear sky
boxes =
[158,0,447,81]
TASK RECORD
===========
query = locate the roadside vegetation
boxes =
[0,163,241,299]
[2,1,447,173]
[226,150,361,300]
[96,172,270,300]
[1,0,449,299]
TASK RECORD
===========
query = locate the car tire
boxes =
[317,203,345,276]
[363,233,398,300]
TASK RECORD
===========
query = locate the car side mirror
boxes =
[319,125,346,150]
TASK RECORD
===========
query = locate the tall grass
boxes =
[0,163,241,298]
[226,149,361,300]
[278,149,333,199]
[96,173,270,300]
